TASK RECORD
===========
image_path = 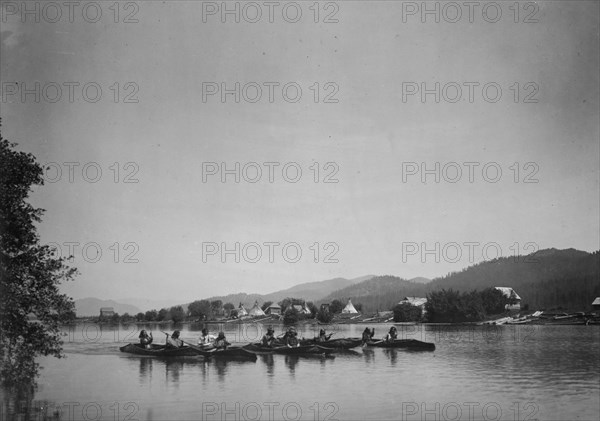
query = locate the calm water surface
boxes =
[2,323,599,421]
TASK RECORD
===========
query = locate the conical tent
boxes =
[248,301,266,317]
[342,299,358,314]
[237,302,248,316]
[302,302,312,314]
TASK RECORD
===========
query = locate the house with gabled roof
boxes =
[495,287,521,310]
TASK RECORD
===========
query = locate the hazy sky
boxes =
[2,1,598,303]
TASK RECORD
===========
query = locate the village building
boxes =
[100,307,115,317]
[398,297,428,316]
[292,302,312,315]
[320,303,330,313]
[494,287,522,310]
[592,297,600,311]
[266,303,281,315]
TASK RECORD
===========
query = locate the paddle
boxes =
[313,332,336,342]
[161,330,185,346]
[184,340,217,354]
[161,331,215,355]
[362,339,384,348]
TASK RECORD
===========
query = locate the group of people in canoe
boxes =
[362,326,398,342]
[137,325,401,350]
[261,326,336,347]
[138,329,230,350]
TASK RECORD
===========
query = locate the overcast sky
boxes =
[2,1,598,304]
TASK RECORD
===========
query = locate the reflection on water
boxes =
[284,355,299,377]
[1,324,598,420]
[382,348,398,366]
[363,347,376,365]
[165,359,184,386]
[139,358,152,381]
[259,354,275,378]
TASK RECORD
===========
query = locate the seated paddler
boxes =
[139,330,153,348]
[261,326,276,347]
[165,330,184,348]
[214,332,230,350]
[198,328,216,348]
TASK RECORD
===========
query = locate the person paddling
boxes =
[214,332,230,350]
[262,326,276,347]
[316,329,332,343]
[198,328,216,348]
[165,330,183,348]
[384,326,398,342]
[284,327,300,348]
[139,330,153,348]
[362,327,374,344]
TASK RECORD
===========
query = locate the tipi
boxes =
[302,302,312,315]
[237,302,248,317]
[248,301,266,317]
[341,299,358,314]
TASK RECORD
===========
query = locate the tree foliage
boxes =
[157,308,169,321]
[188,300,211,320]
[392,303,422,322]
[169,305,186,323]
[144,310,158,321]
[425,288,512,323]
[316,308,333,323]
[278,297,305,313]
[210,300,223,315]
[329,299,344,314]
[0,129,77,386]
[283,307,300,325]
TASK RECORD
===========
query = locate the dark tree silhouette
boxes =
[0,126,77,386]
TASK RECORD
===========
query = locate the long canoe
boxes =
[300,338,363,350]
[119,343,202,357]
[366,339,435,351]
[244,344,335,356]
[200,346,258,361]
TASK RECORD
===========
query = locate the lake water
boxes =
[2,323,599,421]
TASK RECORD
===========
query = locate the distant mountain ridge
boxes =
[75,298,141,317]
[204,275,375,307]
[409,277,431,284]
[91,248,599,314]
[316,275,430,312]
[317,249,599,312]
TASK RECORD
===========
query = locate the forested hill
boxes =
[320,249,600,313]
[317,276,430,312]
[429,248,599,310]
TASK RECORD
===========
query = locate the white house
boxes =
[495,287,521,310]
[398,297,428,316]
[266,303,281,315]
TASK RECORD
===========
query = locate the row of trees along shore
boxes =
[94,298,366,324]
[97,289,516,325]
[392,287,517,323]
